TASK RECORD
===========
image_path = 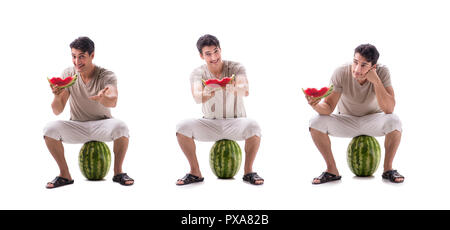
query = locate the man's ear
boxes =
[90,51,95,59]
[199,52,204,60]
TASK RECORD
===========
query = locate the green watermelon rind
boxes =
[78,141,111,180]
[346,135,381,177]
[47,74,78,89]
[302,84,334,99]
[209,139,242,179]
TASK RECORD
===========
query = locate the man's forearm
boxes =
[51,96,65,115]
[312,102,333,115]
[99,95,118,108]
[232,84,249,97]
[373,80,395,114]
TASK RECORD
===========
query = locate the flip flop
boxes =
[46,176,74,189]
[382,170,404,183]
[112,173,134,186]
[243,172,264,185]
[176,173,204,186]
[312,172,341,184]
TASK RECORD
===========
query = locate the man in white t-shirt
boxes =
[306,44,404,184]
[176,34,264,185]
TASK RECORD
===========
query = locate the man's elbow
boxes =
[52,107,63,116]
[381,106,395,114]
[383,109,394,114]
[381,102,395,114]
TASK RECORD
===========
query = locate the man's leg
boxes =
[362,113,404,182]
[176,133,202,185]
[309,114,360,184]
[113,136,133,185]
[44,136,72,188]
[310,128,339,184]
[243,135,263,184]
[175,118,218,185]
[224,118,264,184]
[93,118,133,185]
[384,130,403,182]
[43,120,89,188]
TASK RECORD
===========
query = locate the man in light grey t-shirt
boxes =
[306,44,404,184]
[175,34,264,185]
[43,37,134,188]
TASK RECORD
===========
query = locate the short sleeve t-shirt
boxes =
[190,60,247,119]
[331,63,392,117]
[61,65,117,121]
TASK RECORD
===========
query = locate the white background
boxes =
[0,0,449,210]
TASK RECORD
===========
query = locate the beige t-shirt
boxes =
[331,63,392,117]
[190,60,247,119]
[61,65,117,121]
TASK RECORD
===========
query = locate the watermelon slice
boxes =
[47,74,78,89]
[202,74,235,87]
[302,85,334,99]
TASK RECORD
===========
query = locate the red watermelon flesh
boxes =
[202,74,235,87]
[302,85,334,99]
[47,75,78,88]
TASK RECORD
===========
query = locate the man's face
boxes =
[200,46,222,67]
[352,52,374,79]
[72,48,94,73]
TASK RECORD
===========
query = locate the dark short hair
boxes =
[196,34,220,54]
[354,44,379,65]
[70,36,95,55]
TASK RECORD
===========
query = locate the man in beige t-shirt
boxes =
[175,34,264,185]
[43,37,134,188]
[306,44,404,184]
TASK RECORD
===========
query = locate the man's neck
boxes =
[80,65,96,81]
[207,61,224,78]
[357,78,368,85]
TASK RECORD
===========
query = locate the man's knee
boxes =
[243,119,261,139]
[176,119,196,138]
[383,114,402,134]
[43,121,62,140]
[111,120,129,139]
[309,115,331,134]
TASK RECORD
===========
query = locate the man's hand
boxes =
[305,94,321,107]
[49,83,70,115]
[50,84,65,96]
[89,87,109,102]
[355,66,378,83]
[364,66,380,84]
[224,77,249,96]
[202,84,217,97]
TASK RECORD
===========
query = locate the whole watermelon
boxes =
[209,139,242,179]
[347,135,381,177]
[79,141,111,180]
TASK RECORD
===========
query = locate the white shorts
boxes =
[309,113,402,137]
[43,118,129,144]
[176,118,261,142]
